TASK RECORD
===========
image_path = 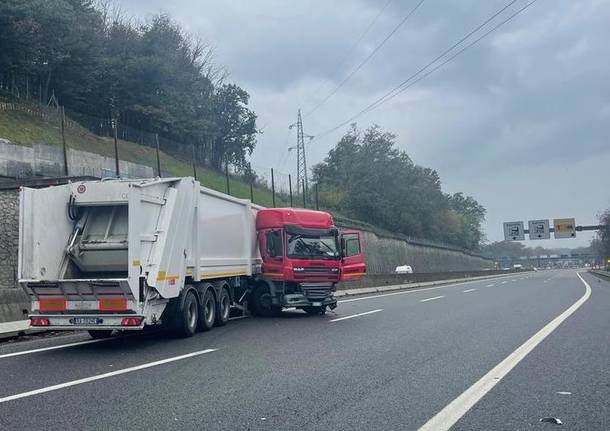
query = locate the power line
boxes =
[304,0,427,118]
[304,0,394,110]
[314,0,538,139]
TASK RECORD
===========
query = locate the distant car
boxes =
[395,265,413,274]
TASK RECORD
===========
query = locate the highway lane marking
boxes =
[330,309,383,322]
[486,284,495,287]
[418,272,592,431]
[420,295,444,302]
[462,289,476,293]
[0,338,109,359]
[0,348,218,404]
[501,281,508,284]
[337,276,514,304]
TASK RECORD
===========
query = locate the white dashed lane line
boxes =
[329,309,383,322]
[420,296,445,303]
[0,348,218,404]
[462,289,476,293]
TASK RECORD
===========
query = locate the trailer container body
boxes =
[19,177,365,337]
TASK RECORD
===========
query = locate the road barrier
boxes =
[589,270,610,281]
[338,270,523,291]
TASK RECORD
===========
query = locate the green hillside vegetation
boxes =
[0,0,488,251]
[0,105,287,208]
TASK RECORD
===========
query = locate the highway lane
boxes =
[0,270,604,430]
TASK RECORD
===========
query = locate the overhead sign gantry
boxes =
[503,217,604,241]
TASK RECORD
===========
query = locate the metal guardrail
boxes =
[589,270,610,281]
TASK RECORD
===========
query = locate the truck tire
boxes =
[178,290,199,337]
[303,306,326,315]
[251,284,273,317]
[197,288,216,332]
[215,287,230,326]
[88,329,113,339]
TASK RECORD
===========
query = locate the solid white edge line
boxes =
[420,295,445,302]
[0,338,108,359]
[330,309,383,322]
[0,348,218,404]
[417,272,592,431]
[462,289,476,293]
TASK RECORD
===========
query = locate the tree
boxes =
[0,2,259,174]
[312,124,486,249]
[595,208,610,266]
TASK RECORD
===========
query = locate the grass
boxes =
[0,106,288,207]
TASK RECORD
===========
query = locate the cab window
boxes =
[344,234,360,257]
[266,230,283,258]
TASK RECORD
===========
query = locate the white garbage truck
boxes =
[18,177,365,338]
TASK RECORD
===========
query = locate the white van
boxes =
[395,265,413,274]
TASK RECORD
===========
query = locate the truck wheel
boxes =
[88,329,113,339]
[178,290,199,337]
[303,306,326,315]
[252,284,273,317]
[197,288,216,332]
[215,287,230,326]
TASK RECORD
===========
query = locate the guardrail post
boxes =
[271,168,276,207]
[113,119,120,177]
[60,106,68,176]
[225,160,230,195]
[155,133,162,177]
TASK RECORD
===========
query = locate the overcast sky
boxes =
[122,0,609,247]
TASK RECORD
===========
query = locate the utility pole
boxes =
[289,109,314,196]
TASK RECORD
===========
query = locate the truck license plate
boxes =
[311,302,322,306]
[71,317,103,325]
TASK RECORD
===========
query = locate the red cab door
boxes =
[260,229,284,279]
[340,229,366,280]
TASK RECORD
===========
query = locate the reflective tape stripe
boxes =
[40,299,67,311]
[98,298,128,311]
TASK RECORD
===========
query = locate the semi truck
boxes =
[18,177,366,338]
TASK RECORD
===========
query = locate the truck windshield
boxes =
[286,233,339,259]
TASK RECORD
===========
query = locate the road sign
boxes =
[503,221,525,241]
[528,219,550,240]
[553,218,576,239]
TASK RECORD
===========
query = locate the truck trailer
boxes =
[18,177,366,338]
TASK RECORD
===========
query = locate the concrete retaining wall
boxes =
[0,288,29,323]
[356,229,493,274]
[0,139,153,179]
[0,189,19,290]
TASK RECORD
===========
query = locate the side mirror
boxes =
[340,237,346,257]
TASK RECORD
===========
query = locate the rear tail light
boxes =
[120,317,143,327]
[30,317,50,327]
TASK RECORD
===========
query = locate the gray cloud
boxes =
[121,0,610,245]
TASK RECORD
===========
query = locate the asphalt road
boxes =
[0,270,607,431]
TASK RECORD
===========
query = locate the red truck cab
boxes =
[253,208,365,315]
